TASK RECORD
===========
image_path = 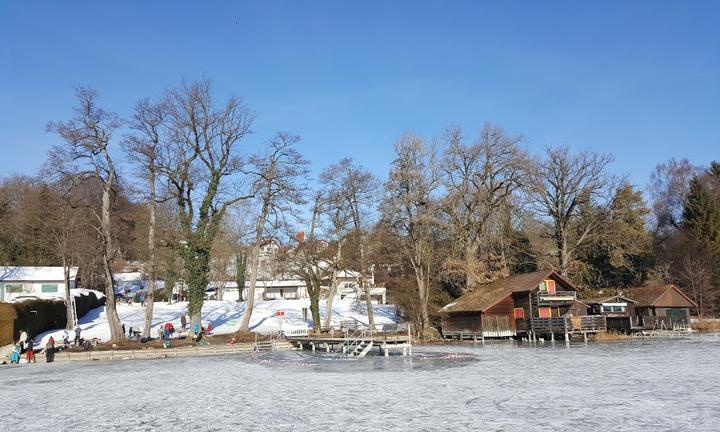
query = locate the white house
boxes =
[213,279,309,301]
[0,266,78,301]
[332,269,387,305]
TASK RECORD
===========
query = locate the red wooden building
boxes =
[440,271,599,339]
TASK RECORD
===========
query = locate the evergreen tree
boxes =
[682,175,720,255]
[577,184,653,288]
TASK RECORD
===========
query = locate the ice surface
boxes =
[1,336,719,431]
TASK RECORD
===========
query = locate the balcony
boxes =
[534,290,577,305]
[529,316,607,335]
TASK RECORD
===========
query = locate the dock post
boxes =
[565,332,569,342]
[551,333,555,343]
[583,332,588,343]
[311,342,315,352]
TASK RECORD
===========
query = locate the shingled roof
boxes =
[626,285,697,308]
[440,270,577,313]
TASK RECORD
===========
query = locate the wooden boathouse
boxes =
[584,285,697,332]
[440,271,606,340]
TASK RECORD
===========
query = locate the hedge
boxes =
[0,290,106,345]
[0,303,17,347]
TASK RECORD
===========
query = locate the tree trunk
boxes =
[239,196,269,332]
[143,167,156,338]
[353,209,375,329]
[185,246,210,337]
[309,280,322,332]
[239,242,261,331]
[323,244,343,329]
[63,256,75,330]
[235,251,246,302]
[464,240,479,291]
[412,260,431,337]
[102,186,123,341]
[556,226,570,276]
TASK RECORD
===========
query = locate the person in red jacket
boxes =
[164,322,174,340]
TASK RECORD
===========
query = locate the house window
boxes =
[538,307,552,318]
[41,284,58,293]
[602,305,626,313]
[5,283,23,293]
[544,279,556,295]
[514,308,525,319]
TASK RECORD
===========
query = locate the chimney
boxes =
[295,231,305,242]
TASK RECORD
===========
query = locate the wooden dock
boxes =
[286,328,412,357]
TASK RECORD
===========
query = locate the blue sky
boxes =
[1,1,718,189]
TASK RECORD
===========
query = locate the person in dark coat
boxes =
[74,325,82,346]
[180,314,187,331]
[45,337,56,363]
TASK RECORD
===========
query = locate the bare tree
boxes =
[649,158,702,236]
[527,145,617,276]
[238,132,309,332]
[382,132,441,336]
[441,123,529,290]
[317,187,354,329]
[123,97,167,337]
[319,159,379,327]
[284,194,336,332]
[41,183,81,329]
[159,79,254,334]
[46,87,125,341]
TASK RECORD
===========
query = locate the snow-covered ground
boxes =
[1,337,720,431]
[34,299,399,345]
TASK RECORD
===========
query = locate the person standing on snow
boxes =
[19,330,28,353]
[10,344,20,364]
[62,330,69,346]
[74,325,82,346]
[26,338,36,363]
[45,337,56,363]
[180,314,187,331]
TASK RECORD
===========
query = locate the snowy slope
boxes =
[35,299,399,345]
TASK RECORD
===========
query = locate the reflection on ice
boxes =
[248,350,479,372]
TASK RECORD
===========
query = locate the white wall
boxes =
[0,280,75,301]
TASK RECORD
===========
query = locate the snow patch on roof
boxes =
[0,266,78,282]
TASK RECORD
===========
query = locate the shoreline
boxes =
[2,339,295,365]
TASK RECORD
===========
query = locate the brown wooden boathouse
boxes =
[440,271,604,340]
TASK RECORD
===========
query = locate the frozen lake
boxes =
[2,336,719,431]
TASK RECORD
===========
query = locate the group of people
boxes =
[115,290,146,307]
[154,314,213,345]
[7,328,69,364]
